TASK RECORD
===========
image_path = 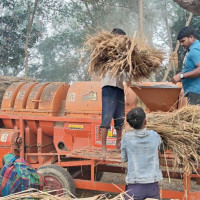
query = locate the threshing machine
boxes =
[0,81,199,199]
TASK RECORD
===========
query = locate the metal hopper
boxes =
[130,82,182,112]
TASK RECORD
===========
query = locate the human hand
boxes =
[171,73,181,84]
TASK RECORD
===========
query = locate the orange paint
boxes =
[0,81,199,199]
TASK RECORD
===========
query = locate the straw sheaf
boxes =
[146,105,200,173]
[169,52,178,69]
[84,30,164,81]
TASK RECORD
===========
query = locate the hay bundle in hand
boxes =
[84,30,164,81]
[147,105,200,173]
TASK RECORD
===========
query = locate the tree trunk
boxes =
[83,1,96,27]
[138,0,143,38]
[173,0,200,16]
[162,0,173,82]
[24,0,39,82]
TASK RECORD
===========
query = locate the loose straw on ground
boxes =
[0,188,127,200]
[83,30,164,81]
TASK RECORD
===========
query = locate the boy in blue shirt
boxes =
[172,26,200,105]
[121,107,162,200]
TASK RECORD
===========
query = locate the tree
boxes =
[0,0,40,75]
[173,0,200,16]
[3,0,199,84]
[24,0,39,81]
[31,0,140,82]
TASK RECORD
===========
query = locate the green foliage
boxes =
[0,0,40,70]
[2,0,200,83]
[29,0,140,82]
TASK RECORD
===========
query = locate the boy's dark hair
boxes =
[111,28,126,35]
[126,107,146,129]
[177,26,196,40]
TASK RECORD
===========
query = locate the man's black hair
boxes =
[126,107,146,129]
[177,26,196,40]
[111,28,126,35]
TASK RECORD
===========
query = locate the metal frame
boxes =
[0,113,199,199]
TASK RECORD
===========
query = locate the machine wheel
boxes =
[37,164,75,196]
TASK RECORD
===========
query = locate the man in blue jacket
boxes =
[121,107,162,200]
[172,26,200,105]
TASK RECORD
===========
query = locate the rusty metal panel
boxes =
[66,81,102,116]
[26,82,49,109]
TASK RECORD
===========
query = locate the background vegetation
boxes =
[1,0,200,83]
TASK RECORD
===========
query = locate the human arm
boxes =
[171,72,181,84]
[180,62,200,78]
[171,48,200,84]
[121,136,128,162]
[171,63,200,84]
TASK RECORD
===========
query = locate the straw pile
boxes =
[0,188,126,200]
[0,189,157,200]
[146,105,200,173]
[84,30,164,81]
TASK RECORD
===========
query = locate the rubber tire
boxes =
[37,164,75,196]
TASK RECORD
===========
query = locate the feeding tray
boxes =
[130,82,182,112]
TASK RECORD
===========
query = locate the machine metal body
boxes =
[0,81,199,199]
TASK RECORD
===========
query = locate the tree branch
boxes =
[173,0,200,16]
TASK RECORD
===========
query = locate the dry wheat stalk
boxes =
[147,105,200,173]
[84,30,164,81]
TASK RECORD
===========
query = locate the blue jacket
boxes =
[121,128,163,184]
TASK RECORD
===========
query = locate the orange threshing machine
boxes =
[0,81,199,199]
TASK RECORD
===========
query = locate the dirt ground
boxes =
[72,148,200,199]
[76,171,200,199]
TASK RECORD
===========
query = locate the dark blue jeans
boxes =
[187,92,200,105]
[187,92,200,155]
[125,182,160,200]
[100,86,125,130]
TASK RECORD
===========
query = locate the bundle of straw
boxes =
[146,105,200,173]
[84,30,164,81]
[169,51,178,69]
